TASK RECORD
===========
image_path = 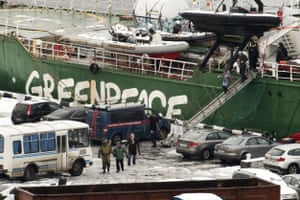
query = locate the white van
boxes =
[173,193,223,200]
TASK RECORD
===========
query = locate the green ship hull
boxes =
[0,34,222,120]
[1,33,300,139]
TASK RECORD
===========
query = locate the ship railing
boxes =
[261,61,300,81]
[19,37,198,81]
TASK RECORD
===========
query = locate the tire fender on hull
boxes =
[89,63,99,74]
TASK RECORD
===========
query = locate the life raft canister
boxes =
[89,63,99,74]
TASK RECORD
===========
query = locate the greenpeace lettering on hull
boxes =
[25,70,188,118]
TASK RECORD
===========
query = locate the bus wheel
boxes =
[70,161,83,176]
[23,165,36,181]
[111,133,121,145]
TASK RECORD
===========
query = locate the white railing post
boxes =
[290,65,293,82]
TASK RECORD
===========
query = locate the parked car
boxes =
[0,97,18,126]
[11,99,61,124]
[280,132,300,143]
[214,134,276,163]
[176,128,232,160]
[232,168,298,200]
[173,193,223,200]
[264,143,300,174]
[44,106,88,122]
[282,174,300,197]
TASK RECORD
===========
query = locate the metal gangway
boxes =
[186,71,257,129]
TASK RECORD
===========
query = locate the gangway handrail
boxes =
[187,71,257,129]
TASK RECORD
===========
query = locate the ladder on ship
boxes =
[186,71,257,129]
[259,21,299,50]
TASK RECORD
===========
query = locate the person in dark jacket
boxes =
[127,133,141,165]
[238,51,248,82]
[112,141,128,172]
[147,113,158,147]
[248,40,259,71]
[276,42,289,63]
[98,139,112,174]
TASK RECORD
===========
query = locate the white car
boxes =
[173,193,223,200]
[232,168,298,200]
[0,97,18,126]
[264,143,300,174]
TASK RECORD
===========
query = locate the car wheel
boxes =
[288,164,299,174]
[201,148,211,160]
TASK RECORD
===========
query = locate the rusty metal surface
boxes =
[15,178,280,200]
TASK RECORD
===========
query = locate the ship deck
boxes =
[0,6,129,45]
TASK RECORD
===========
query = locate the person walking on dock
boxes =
[147,113,158,147]
[98,139,112,174]
[112,141,128,173]
[127,133,141,166]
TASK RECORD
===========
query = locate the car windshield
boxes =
[222,136,244,145]
[267,148,285,156]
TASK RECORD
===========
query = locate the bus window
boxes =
[68,128,89,148]
[0,137,3,153]
[40,132,56,151]
[13,141,21,154]
[23,134,39,153]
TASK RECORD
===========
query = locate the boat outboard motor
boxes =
[254,0,264,13]
[232,0,263,13]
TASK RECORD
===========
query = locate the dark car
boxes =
[176,128,232,160]
[11,99,61,124]
[44,106,88,122]
[214,134,277,163]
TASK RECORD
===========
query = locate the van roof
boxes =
[91,102,145,111]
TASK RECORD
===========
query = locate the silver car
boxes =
[264,143,300,174]
[214,134,276,163]
[176,128,232,160]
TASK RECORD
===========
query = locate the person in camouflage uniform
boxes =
[98,139,112,174]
